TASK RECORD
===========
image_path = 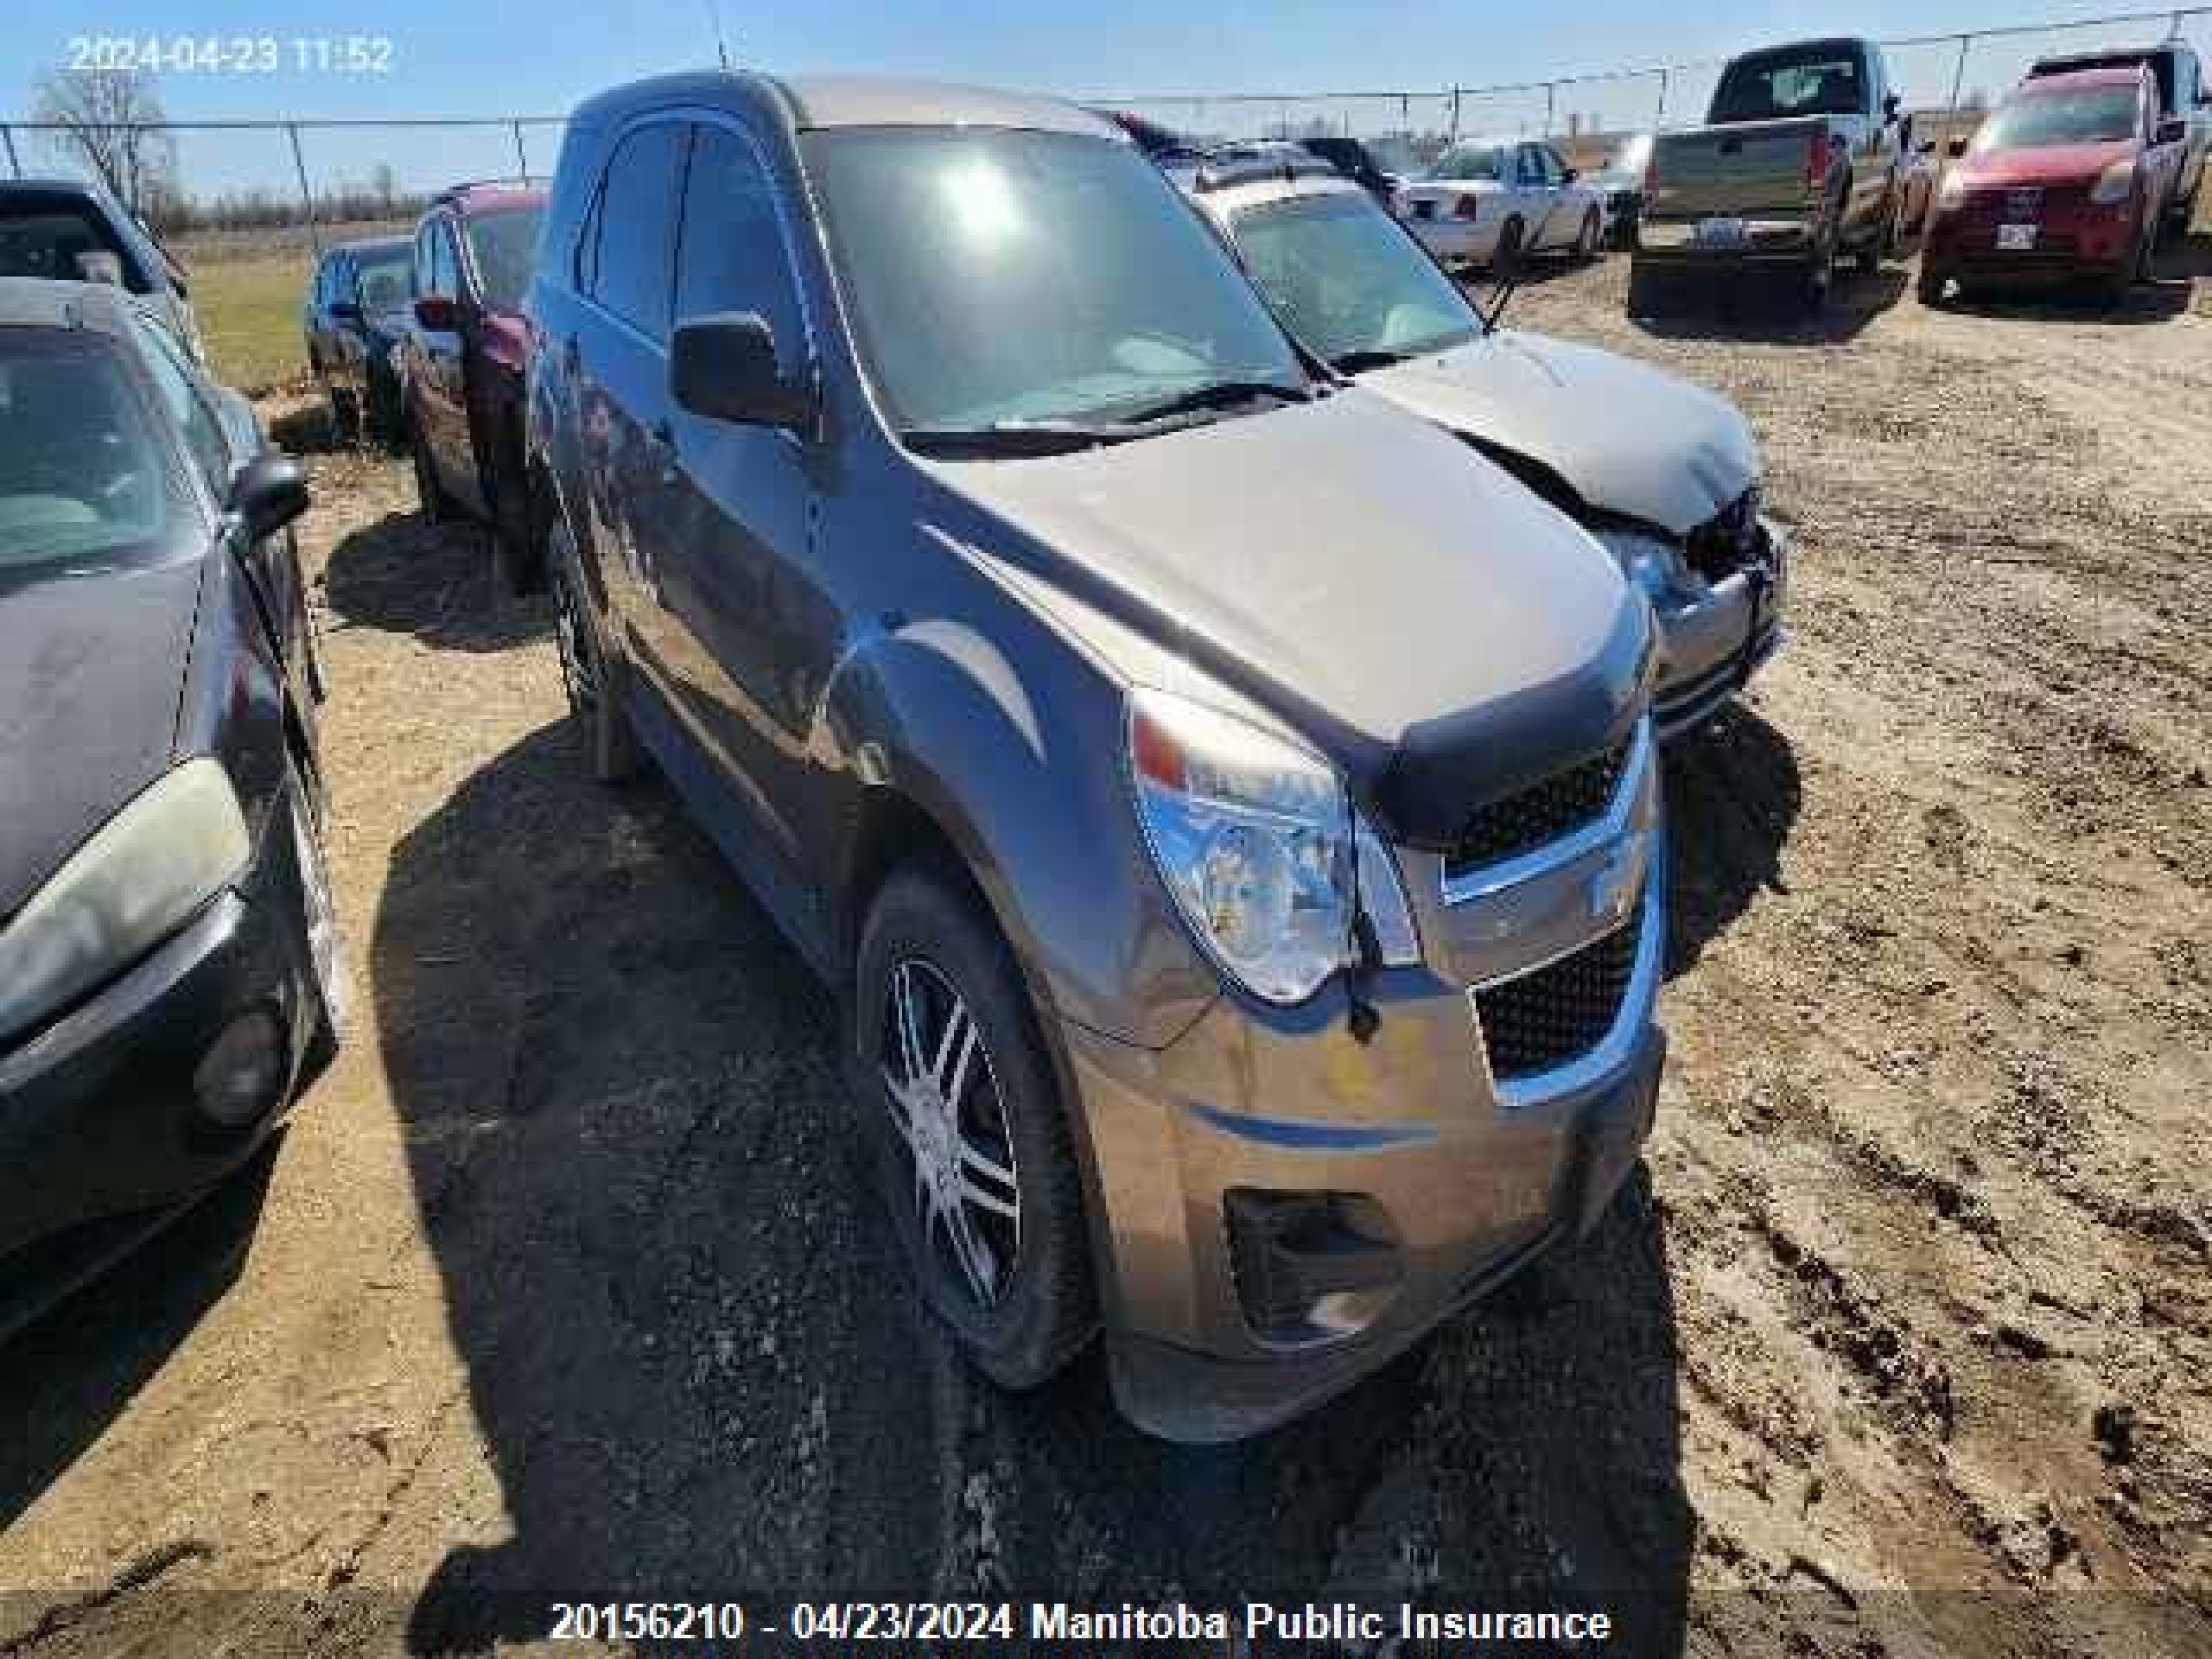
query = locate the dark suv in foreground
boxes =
[529,73,1667,1440]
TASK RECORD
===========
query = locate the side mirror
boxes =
[671,313,811,429]
[1947,136,1970,160]
[74,250,126,288]
[1883,92,1902,123]
[229,453,309,538]
[1560,166,1580,183]
[2155,116,2187,145]
[413,294,460,332]
[329,299,362,322]
[1917,138,1938,156]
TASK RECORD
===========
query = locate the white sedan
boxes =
[1394,137,1608,270]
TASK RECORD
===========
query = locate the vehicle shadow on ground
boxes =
[0,1142,280,1536]
[1630,265,1908,345]
[321,509,545,656]
[1663,704,1802,979]
[381,718,1690,1655]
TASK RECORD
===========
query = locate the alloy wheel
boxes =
[879,957,1022,1310]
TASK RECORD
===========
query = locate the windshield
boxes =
[1427,145,1505,181]
[353,245,412,315]
[462,204,543,312]
[1231,193,1479,367]
[1975,86,2140,149]
[0,329,183,575]
[800,128,1306,437]
[2038,54,2174,109]
[1710,48,1866,122]
[0,201,143,291]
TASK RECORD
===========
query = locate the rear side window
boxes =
[0,200,141,289]
[591,123,687,340]
[675,124,806,365]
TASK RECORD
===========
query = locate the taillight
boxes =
[1806,125,1831,190]
[1453,194,1481,221]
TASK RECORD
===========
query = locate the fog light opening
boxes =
[193,1008,289,1132]
[1224,1188,1402,1344]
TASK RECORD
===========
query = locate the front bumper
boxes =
[1650,517,1790,740]
[0,788,326,1331]
[1062,737,1668,1441]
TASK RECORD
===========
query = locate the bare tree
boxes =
[32,64,176,215]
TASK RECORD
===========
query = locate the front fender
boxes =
[816,610,1217,1052]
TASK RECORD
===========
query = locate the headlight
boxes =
[0,758,250,1047]
[1128,687,1417,1004]
[2089,160,2134,206]
[1590,526,1701,603]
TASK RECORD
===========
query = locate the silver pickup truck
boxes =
[1635,36,1906,312]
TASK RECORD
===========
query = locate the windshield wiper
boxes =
[1330,347,1414,373]
[1114,378,1309,426]
[899,421,1145,458]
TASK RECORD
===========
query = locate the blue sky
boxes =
[7,1,2202,195]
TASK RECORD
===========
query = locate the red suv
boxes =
[397,181,547,591]
[1920,66,2180,305]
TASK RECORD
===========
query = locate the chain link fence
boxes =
[1,5,2202,385]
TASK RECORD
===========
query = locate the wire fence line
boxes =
[1,3,2206,249]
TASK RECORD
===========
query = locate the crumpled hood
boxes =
[1365,330,1760,536]
[0,557,204,920]
[927,386,1651,839]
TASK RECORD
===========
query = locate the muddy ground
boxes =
[2,239,2208,1658]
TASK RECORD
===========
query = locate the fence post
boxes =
[1449,86,1463,142]
[511,118,529,181]
[1944,33,1972,130]
[1544,81,1557,136]
[1655,67,1670,130]
[286,122,322,254]
[0,124,19,179]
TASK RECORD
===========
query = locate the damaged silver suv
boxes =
[528,73,1667,1440]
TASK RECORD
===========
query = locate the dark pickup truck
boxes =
[1634,36,1907,311]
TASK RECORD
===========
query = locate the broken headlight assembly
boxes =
[1127,686,1419,1005]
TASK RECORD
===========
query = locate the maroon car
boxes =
[397,181,547,591]
[1919,66,2181,305]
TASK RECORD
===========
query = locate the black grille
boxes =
[1475,899,1643,1081]
[1446,735,1631,874]
[1685,487,1763,582]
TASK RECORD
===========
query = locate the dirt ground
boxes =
[2,238,2208,1658]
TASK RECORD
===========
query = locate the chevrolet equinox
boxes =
[527,73,1668,1440]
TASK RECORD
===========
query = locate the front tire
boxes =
[854,865,1095,1390]
[482,429,542,597]
[1574,206,1601,261]
[1802,230,1838,315]
[550,515,643,785]
[1493,215,1526,278]
[410,419,452,524]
